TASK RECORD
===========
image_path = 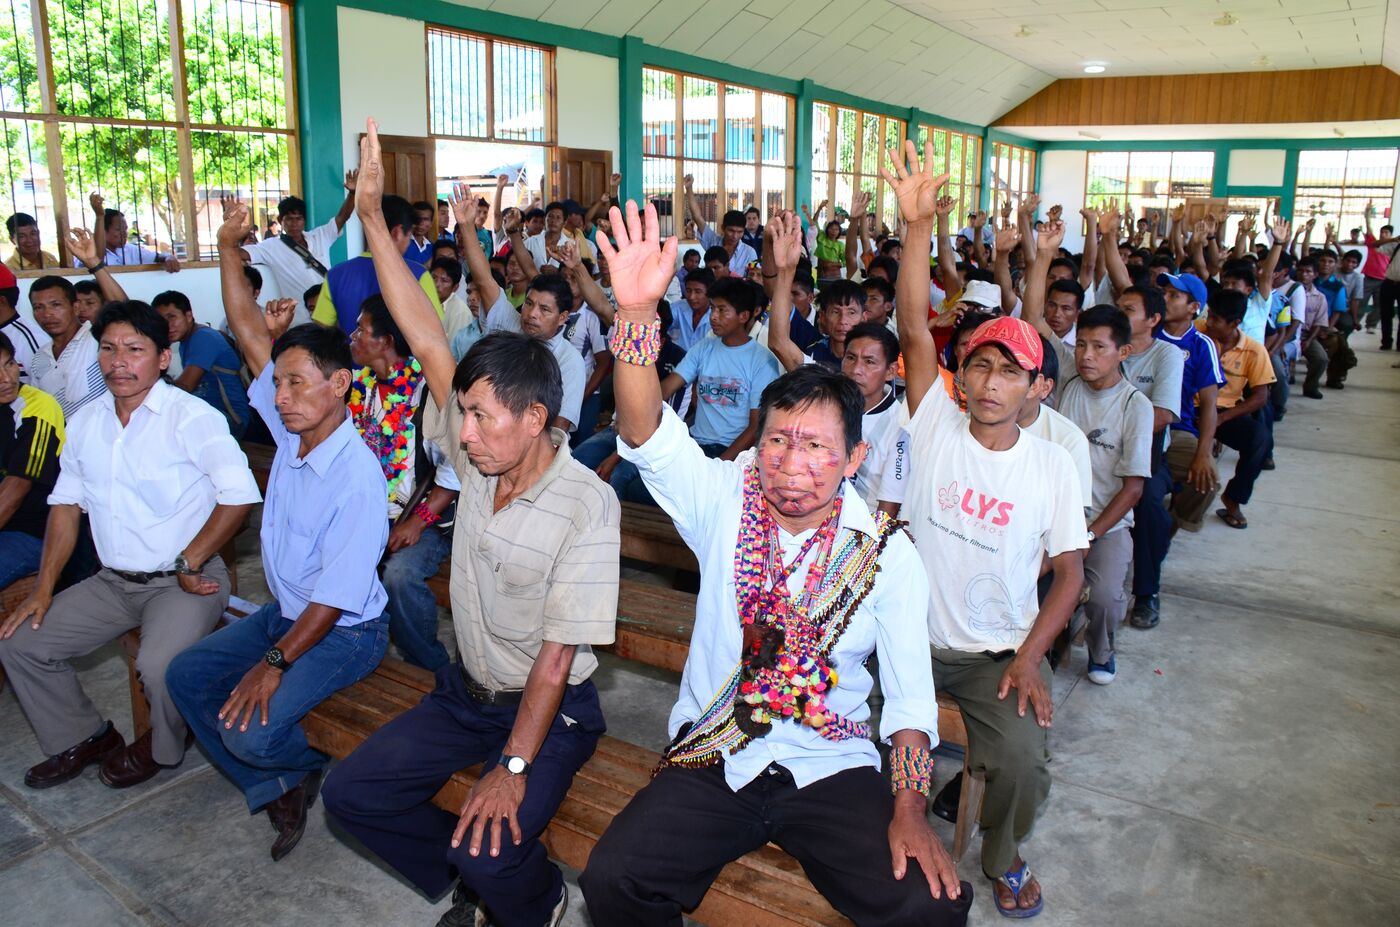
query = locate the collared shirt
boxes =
[311,252,442,334]
[405,236,434,267]
[699,227,758,276]
[481,292,586,429]
[425,399,620,690]
[72,242,172,268]
[244,219,341,312]
[1157,325,1224,437]
[48,380,260,571]
[619,404,936,792]
[28,321,106,420]
[1,384,64,538]
[248,365,388,625]
[0,313,50,382]
[671,306,712,352]
[5,249,61,270]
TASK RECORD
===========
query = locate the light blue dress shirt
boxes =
[248,365,389,626]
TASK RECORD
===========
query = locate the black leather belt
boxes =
[107,568,178,584]
[458,663,524,706]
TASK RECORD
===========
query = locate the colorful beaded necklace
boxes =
[348,358,422,501]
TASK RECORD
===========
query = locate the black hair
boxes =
[1122,284,1166,326]
[1343,248,1363,263]
[722,210,746,230]
[1148,255,1178,274]
[303,283,323,304]
[1048,256,1078,277]
[963,266,995,285]
[816,278,866,311]
[844,321,900,365]
[1220,264,1257,291]
[791,273,815,295]
[544,201,565,217]
[1076,304,1132,347]
[360,294,411,357]
[412,200,433,214]
[684,268,715,290]
[1207,288,1248,325]
[431,256,464,287]
[862,276,895,304]
[681,248,702,263]
[1037,334,1059,384]
[1317,248,1338,261]
[243,264,262,292]
[866,254,899,283]
[74,279,100,298]
[948,309,998,371]
[30,274,75,302]
[277,195,306,219]
[0,330,13,360]
[6,212,36,237]
[382,194,416,235]
[151,290,193,315]
[744,206,760,217]
[92,300,171,352]
[103,208,124,231]
[878,238,901,255]
[756,364,864,454]
[452,331,562,422]
[708,276,757,318]
[271,322,354,379]
[434,237,458,254]
[656,298,673,334]
[1047,278,1086,310]
[1275,251,1295,272]
[703,246,729,266]
[0,284,15,310]
[523,207,546,222]
[526,273,575,316]
[1296,256,1319,273]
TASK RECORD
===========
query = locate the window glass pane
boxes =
[0,0,42,114]
[428,28,486,138]
[1086,151,1129,208]
[182,0,288,130]
[723,83,755,164]
[50,0,175,121]
[723,162,755,218]
[811,102,832,172]
[682,77,717,161]
[683,159,717,227]
[493,40,545,142]
[858,112,880,177]
[642,155,675,237]
[189,129,290,260]
[59,121,185,257]
[761,92,787,166]
[811,170,830,214]
[641,68,675,158]
[760,165,788,220]
[884,118,904,164]
[0,115,58,264]
[835,107,857,173]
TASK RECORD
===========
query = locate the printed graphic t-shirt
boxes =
[673,337,781,447]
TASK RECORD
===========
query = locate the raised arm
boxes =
[451,182,502,310]
[1257,217,1289,302]
[603,202,679,450]
[683,174,708,236]
[333,169,359,232]
[509,226,538,281]
[1079,206,1100,291]
[969,210,989,269]
[1299,217,1315,256]
[89,192,104,244]
[491,173,510,238]
[1017,194,1039,265]
[764,212,808,372]
[558,239,616,328]
[1021,220,1066,344]
[216,200,273,378]
[1098,203,1132,296]
[1170,205,1188,265]
[65,228,128,303]
[358,119,457,410]
[1189,220,1211,280]
[934,193,961,298]
[879,139,949,415]
[845,190,871,280]
[992,224,1021,314]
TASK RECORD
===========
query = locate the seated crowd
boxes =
[1,125,1393,927]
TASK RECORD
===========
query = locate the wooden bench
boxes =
[0,574,38,691]
[619,501,698,572]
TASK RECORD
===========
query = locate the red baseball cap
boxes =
[963,316,1043,372]
[0,264,15,290]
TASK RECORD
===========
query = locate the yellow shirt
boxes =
[5,250,62,271]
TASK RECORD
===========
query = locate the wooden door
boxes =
[556,147,612,204]
[360,133,436,204]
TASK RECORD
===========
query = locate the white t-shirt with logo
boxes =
[853,387,907,510]
[905,385,1089,653]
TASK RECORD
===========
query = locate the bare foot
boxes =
[992,855,1042,913]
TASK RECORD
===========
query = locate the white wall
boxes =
[1038,150,1088,252]
[556,48,620,164]
[13,267,236,333]
[1227,149,1286,187]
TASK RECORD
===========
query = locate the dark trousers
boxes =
[1217,412,1272,507]
[1379,279,1400,347]
[321,665,603,927]
[1130,454,1174,597]
[580,763,972,927]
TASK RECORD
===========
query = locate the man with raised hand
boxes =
[166,200,391,862]
[242,172,358,323]
[321,119,618,927]
[884,139,1088,919]
[578,197,969,925]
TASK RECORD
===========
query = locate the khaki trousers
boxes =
[1166,432,1218,531]
[932,647,1051,879]
[0,562,228,765]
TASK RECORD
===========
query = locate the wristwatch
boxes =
[84,260,107,273]
[264,647,291,671]
[501,754,532,776]
[173,554,201,576]
[1086,528,1098,543]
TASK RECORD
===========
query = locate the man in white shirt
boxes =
[0,300,259,792]
[242,174,358,321]
[25,275,107,420]
[888,142,1087,919]
[82,194,179,272]
[581,199,970,926]
[684,175,758,276]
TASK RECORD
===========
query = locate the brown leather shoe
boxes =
[24,720,125,789]
[98,730,192,789]
[268,769,323,862]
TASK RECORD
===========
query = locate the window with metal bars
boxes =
[910,124,982,230]
[989,141,1036,212]
[0,0,297,267]
[643,66,793,239]
[1084,150,1215,225]
[1294,148,1399,241]
[810,103,907,235]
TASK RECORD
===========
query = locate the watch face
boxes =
[265,648,285,668]
[506,756,527,774]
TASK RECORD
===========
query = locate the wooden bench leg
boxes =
[119,629,152,741]
[952,761,986,864]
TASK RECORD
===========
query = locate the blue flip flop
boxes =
[992,861,1044,918]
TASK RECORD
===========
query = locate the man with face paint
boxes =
[165,199,392,863]
[579,195,970,927]
[888,140,1088,920]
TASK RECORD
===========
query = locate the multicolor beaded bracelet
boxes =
[414,501,440,526]
[890,745,933,796]
[608,317,662,367]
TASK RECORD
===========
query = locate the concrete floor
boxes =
[3,337,1398,926]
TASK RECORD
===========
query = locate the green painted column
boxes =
[294,0,347,261]
[979,127,994,211]
[618,36,644,205]
[1280,150,1300,218]
[794,79,815,211]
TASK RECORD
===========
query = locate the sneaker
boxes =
[1129,595,1160,629]
[471,885,566,927]
[437,883,479,927]
[1087,655,1117,685]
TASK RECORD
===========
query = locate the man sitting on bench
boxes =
[578,199,971,926]
[166,201,392,862]
[321,120,619,927]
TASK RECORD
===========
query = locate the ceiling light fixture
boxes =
[1252,55,1271,67]
[1084,64,1106,74]
[1014,25,1033,39]
[1079,130,1103,140]
[1214,12,1238,26]
[1334,127,1347,138]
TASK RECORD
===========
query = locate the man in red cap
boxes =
[885,140,1088,919]
[0,264,50,381]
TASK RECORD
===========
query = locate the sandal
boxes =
[992,861,1044,918]
[1216,508,1248,529]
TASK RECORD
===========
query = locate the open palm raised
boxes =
[879,140,950,226]
[595,201,677,314]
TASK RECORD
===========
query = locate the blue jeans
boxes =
[166,602,388,812]
[572,427,618,471]
[382,526,453,671]
[0,531,43,589]
[570,392,604,448]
